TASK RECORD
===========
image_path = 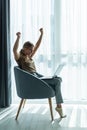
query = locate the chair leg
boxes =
[23,99,26,108]
[48,98,54,121]
[15,99,24,120]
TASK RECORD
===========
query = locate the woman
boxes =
[13,28,66,118]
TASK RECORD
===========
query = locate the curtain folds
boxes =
[60,0,87,101]
[10,0,87,103]
[10,0,57,103]
[0,0,11,107]
[10,0,56,76]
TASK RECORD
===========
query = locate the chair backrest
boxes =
[14,66,55,99]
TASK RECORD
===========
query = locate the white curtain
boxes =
[10,0,57,75]
[10,0,59,103]
[60,0,87,102]
[10,0,87,103]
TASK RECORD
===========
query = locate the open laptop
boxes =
[40,63,65,79]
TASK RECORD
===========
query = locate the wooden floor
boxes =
[0,103,87,130]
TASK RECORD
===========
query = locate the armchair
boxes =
[14,66,55,121]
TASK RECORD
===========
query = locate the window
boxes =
[10,0,55,103]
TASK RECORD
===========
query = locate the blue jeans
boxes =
[32,72,63,104]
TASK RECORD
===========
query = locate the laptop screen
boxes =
[53,63,65,76]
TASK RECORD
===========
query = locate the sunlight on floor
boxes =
[0,104,87,128]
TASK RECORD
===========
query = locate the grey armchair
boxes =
[14,66,55,121]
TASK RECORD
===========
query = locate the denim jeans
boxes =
[32,72,63,104]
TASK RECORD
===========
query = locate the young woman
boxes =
[13,28,66,118]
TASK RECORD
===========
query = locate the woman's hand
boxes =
[39,28,43,34]
[16,32,21,38]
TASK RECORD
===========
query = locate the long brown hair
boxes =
[20,41,34,56]
[23,41,34,49]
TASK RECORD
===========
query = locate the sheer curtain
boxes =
[10,0,58,103]
[60,0,87,102]
[10,0,87,103]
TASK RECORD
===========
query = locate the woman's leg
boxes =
[42,77,63,104]
[42,77,66,118]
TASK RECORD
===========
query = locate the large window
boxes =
[10,0,56,103]
[10,0,87,103]
[60,0,87,102]
[61,0,87,64]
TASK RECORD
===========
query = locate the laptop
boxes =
[40,63,65,79]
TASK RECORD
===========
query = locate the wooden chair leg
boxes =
[15,99,24,120]
[23,99,26,108]
[48,98,54,121]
